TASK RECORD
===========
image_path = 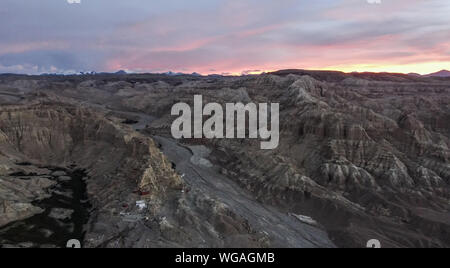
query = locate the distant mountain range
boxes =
[88,69,450,78]
[163,71,202,76]
[38,70,128,76]
[424,70,450,77]
[4,69,449,78]
[409,70,450,77]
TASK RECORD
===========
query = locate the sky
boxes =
[0,0,449,75]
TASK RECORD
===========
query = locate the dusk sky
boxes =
[0,0,449,75]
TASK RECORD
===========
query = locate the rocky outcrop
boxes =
[208,74,450,247]
[0,103,183,247]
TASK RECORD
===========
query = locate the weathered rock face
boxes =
[0,71,449,248]
[206,74,450,247]
[0,103,185,247]
[0,104,182,194]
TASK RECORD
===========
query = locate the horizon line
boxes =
[1,68,449,77]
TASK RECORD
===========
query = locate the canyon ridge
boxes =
[0,70,449,248]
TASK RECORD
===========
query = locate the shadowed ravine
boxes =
[0,167,91,248]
